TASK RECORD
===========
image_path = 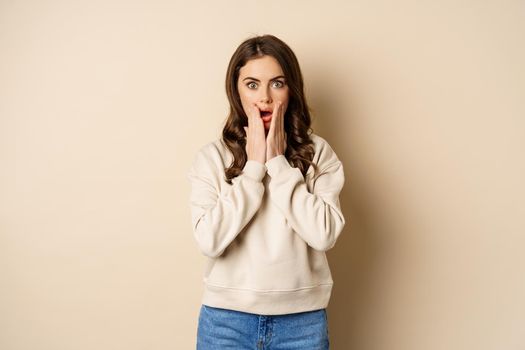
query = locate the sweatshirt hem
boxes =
[201,282,333,315]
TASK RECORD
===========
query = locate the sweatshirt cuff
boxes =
[242,160,267,182]
[265,155,292,178]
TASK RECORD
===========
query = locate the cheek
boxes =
[237,91,251,114]
[280,92,290,112]
[239,89,256,106]
[276,89,290,105]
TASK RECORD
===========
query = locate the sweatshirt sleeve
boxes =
[265,153,345,252]
[187,147,267,258]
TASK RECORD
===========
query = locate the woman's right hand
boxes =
[243,104,267,165]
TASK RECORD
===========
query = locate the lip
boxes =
[259,107,273,117]
[257,105,273,112]
[261,110,272,122]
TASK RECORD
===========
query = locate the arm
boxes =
[265,154,346,251]
[187,148,267,258]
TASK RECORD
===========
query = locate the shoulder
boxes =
[309,132,342,169]
[189,138,230,172]
[193,138,222,157]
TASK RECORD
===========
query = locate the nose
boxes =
[259,86,272,104]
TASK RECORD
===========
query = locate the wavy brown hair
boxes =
[222,34,319,184]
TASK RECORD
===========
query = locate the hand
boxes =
[266,101,287,161]
[243,103,267,164]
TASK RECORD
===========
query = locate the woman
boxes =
[187,34,346,349]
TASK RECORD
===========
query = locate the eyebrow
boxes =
[242,75,285,82]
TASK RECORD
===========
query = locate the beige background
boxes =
[1,0,524,349]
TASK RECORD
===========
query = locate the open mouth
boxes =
[260,110,272,123]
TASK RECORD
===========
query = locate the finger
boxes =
[247,104,254,124]
[247,104,255,124]
[253,103,260,116]
[252,104,265,131]
[272,100,279,118]
[268,103,277,136]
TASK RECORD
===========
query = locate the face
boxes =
[237,55,290,131]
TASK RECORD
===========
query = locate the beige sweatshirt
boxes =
[186,132,346,315]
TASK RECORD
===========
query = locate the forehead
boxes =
[238,55,284,79]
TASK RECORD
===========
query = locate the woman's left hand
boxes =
[266,101,287,161]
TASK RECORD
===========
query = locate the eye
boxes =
[272,80,285,88]
[247,82,257,89]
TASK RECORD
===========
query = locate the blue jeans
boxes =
[196,304,330,349]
